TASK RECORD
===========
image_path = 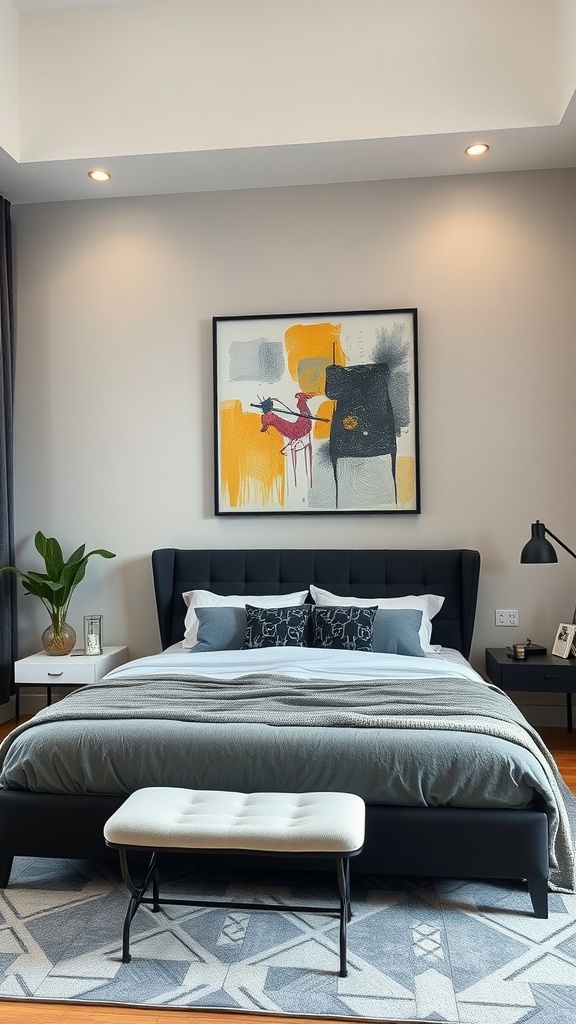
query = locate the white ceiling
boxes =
[2,0,576,204]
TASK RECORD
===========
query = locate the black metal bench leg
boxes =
[121,894,138,963]
[335,856,350,978]
[345,858,352,921]
[118,848,158,963]
[152,864,160,912]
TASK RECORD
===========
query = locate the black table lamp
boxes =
[520,520,576,563]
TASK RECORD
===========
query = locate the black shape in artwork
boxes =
[324,362,397,506]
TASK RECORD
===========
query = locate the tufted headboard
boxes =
[151,548,480,658]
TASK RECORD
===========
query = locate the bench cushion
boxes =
[104,788,365,854]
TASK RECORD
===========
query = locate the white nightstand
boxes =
[14,646,129,718]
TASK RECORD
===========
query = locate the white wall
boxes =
[11,167,576,722]
[559,0,576,111]
[0,0,19,158]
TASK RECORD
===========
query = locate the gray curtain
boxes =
[0,196,16,705]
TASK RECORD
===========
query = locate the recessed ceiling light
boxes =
[88,169,111,182]
[465,144,489,157]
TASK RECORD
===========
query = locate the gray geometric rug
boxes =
[1,855,575,1023]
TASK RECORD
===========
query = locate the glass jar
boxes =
[84,614,103,656]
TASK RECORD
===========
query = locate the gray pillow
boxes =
[372,608,424,656]
[191,606,246,652]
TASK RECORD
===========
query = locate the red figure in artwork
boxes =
[259,393,315,486]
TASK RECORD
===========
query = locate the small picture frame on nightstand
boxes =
[552,622,576,659]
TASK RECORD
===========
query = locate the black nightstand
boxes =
[485,647,576,732]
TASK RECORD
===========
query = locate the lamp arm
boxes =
[545,527,576,560]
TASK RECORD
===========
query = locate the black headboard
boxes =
[151,548,480,658]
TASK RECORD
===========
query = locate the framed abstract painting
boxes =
[213,308,420,515]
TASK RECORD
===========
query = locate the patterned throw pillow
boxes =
[242,605,312,649]
[311,606,377,651]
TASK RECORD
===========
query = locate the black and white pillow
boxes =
[311,606,377,651]
[242,604,312,649]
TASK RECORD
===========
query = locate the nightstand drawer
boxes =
[15,646,128,685]
[498,662,576,690]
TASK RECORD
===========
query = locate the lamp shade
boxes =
[520,521,558,563]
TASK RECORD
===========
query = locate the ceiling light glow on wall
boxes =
[88,169,111,182]
[465,144,489,157]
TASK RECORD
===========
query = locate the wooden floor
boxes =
[538,725,576,794]
[0,722,574,1024]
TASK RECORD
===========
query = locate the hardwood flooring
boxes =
[538,725,576,794]
[0,1008,311,1024]
[0,721,574,1024]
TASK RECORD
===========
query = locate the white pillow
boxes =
[182,589,309,648]
[308,585,445,653]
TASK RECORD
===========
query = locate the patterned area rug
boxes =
[1,791,575,1023]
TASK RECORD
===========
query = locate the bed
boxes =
[0,547,573,920]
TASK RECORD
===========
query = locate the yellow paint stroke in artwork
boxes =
[220,400,286,508]
[284,323,346,393]
[395,456,415,507]
[314,399,334,439]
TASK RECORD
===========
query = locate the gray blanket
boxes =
[1,671,574,891]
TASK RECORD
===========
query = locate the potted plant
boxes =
[0,531,116,655]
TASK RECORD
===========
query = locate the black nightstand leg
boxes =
[567,692,573,733]
[15,686,20,719]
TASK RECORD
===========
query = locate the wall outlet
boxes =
[495,609,519,626]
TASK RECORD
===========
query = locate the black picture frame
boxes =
[213,307,420,516]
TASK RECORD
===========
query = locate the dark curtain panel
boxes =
[0,196,16,705]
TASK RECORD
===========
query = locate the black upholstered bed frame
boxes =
[0,547,550,917]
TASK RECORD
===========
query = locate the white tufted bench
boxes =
[104,787,366,976]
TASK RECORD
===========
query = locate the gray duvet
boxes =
[0,672,573,890]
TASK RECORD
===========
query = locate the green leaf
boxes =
[37,534,65,579]
[33,531,48,557]
[61,560,87,594]
[66,544,86,566]
[22,576,62,604]
[26,572,64,592]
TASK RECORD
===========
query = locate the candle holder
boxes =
[84,614,103,656]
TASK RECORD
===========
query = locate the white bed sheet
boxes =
[105,645,486,685]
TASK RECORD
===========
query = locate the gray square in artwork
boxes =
[228,338,284,383]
